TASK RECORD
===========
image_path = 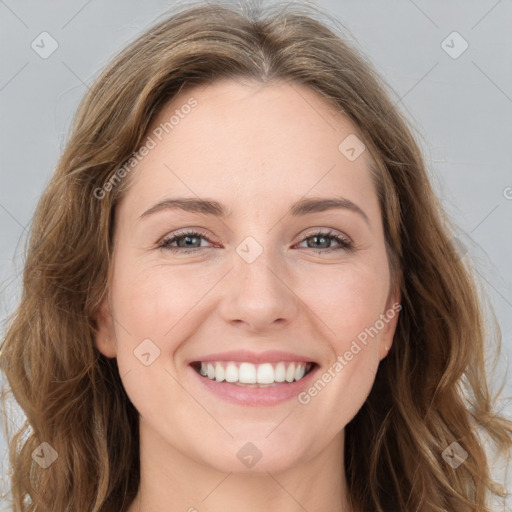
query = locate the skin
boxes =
[95,78,400,512]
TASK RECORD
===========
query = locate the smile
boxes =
[192,361,315,386]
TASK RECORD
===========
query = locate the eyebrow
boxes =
[139,196,370,225]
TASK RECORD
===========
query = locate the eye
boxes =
[296,229,354,253]
[157,228,354,254]
[158,229,215,254]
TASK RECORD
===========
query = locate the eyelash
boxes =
[157,229,354,254]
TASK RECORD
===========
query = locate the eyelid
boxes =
[157,227,355,253]
[298,227,352,243]
[157,228,216,250]
[294,228,354,251]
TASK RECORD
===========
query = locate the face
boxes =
[95,78,399,474]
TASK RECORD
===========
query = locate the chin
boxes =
[187,433,312,475]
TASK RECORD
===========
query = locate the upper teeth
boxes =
[198,361,312,384]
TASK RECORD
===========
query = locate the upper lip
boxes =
[188,349,317,365]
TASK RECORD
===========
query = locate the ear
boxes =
[93,296,117,358]
[379,284,401,361]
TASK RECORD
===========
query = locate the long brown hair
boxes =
[1,2,511,510]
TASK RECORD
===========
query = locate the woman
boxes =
[1,2,511,511]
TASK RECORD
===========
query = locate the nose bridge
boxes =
[234,236,286,300]
[219,234,299,329]
[238,247,279,290]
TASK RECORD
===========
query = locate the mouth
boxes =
[190,360,318,387]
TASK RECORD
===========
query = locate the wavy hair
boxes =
[1,1,511,510]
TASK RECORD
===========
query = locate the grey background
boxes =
[1,0,511,508]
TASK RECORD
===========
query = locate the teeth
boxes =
[239,362,256,384]
[256,363,274,384]
[225,363,238,383]
[274,362,286,382]
[196,361,312,385]
[215,362,225,382]
[285,363,295,383]
[295,364,306,381]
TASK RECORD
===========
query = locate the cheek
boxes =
[108,266,200,422]
[111,257,213,341]
[298,261,390,348]
[108,260,224,400]
[293,261,388,421]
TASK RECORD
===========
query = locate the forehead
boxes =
[118,78,379,220]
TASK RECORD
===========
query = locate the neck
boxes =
[128,421,352,512]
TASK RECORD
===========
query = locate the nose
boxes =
[218,248,300,333]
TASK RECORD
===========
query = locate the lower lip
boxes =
[190,364,319,406]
